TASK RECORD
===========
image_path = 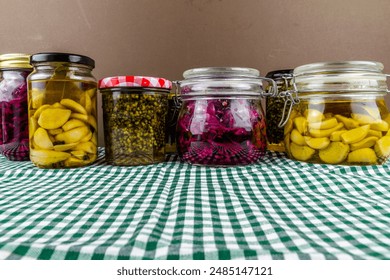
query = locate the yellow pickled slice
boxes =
[29,117,38,139]
[304,136,330,150]
[290,129,306,145]
[38,108,72,130]
[33,104,51,119]
[85,88,96,98]
[374,136,390,158]
[350,136,378,151]
[383,114,390,126]
[308,117,338,130]
[284,119,293,135]
[87,115,98,131]
[33,128,53,150]
[60,99,88,115]
[52,102,66,109]
[48,128,63,136]
[319,142,350,164]
[71,150,87,160]
[340,124,370,144]
[290,142,315,161]
[80,131,93,142]
[31,89,44,109]
[62,119,87,131]
[351,113,377,125]
[53,142,79,152]
[80,92,92,115]
[293,116,308,134]
[370,120,389,132]
[368,129,383,138]
[309,123,344,138]
[55,126,90,144]
[74,141,97,154]
[64,157,85,167]
[304,109,324,122]
[70,113,89,122]
[335,114,360,129]
[348,148,377,164]
[91,132,98,146]
[30,149,71,165]
[329,130,347,142]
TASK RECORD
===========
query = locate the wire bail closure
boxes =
[278,74,300,128]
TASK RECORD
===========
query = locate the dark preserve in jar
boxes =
[0,53,32,160]
[265,69,293,152]
[99,76,171,166]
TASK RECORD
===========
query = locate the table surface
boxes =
[1,148,389,260]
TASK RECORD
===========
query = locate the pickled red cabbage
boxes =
[177,99,266,166]
[0,71,30,161]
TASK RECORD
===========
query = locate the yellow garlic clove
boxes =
[350,136,378,151]
[348,148,377,164]
[304,109,324,123]
[319,142,350,164]
[293,116,308,135]
[340,125,370,144]
[38,108,72,130]
[30,149,71,165]
[335,115,360,129]
[60,98,88,115]
[308,117,338,130]
[55,126,90,144]
[304,136,330,150]
[309,123,344,138]
[62,119,87,131]
[34,127,54,150]
[290,142,315,161]
[370,120,389,132]
[290,129,306,146]
[374,136,390,158]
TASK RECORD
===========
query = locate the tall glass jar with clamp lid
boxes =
[175,67,277,166]
[281,61,390,165]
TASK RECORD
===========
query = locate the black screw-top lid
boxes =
[30,52,95,68]
[265,69,293,80]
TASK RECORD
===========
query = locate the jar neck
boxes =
[32,62,94,72]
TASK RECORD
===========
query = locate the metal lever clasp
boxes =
[386,74,390,94]
[278,73,299,128]
[172,80,182,109]
[260,77,278,98]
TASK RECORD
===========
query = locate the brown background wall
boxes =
[1,0,389,146]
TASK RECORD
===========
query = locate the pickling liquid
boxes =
[284,95,390,165]
[28,80,97,168]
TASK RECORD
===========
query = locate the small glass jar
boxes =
[265,69,293,152]
[28,53,98,168]
[99,76,171,166]
[0,53,32,161]
[283,61,390,165]
[176,67,276,166]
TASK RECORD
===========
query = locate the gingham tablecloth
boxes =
[1,148,390,260]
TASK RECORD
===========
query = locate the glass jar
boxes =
[99,76,171,166]
[0,53,32,161]
[28,53,97,168]
[283,61,390,165]
[176,67,276,166]
[265,69,293,152]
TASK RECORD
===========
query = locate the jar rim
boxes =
[30,52,95,68]
[183,67,260,79]
[0,53,32,69]
[294,61,384,76]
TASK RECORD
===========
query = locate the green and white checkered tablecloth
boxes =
[1,148,389,260]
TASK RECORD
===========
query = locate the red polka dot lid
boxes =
[99,76,172,89]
